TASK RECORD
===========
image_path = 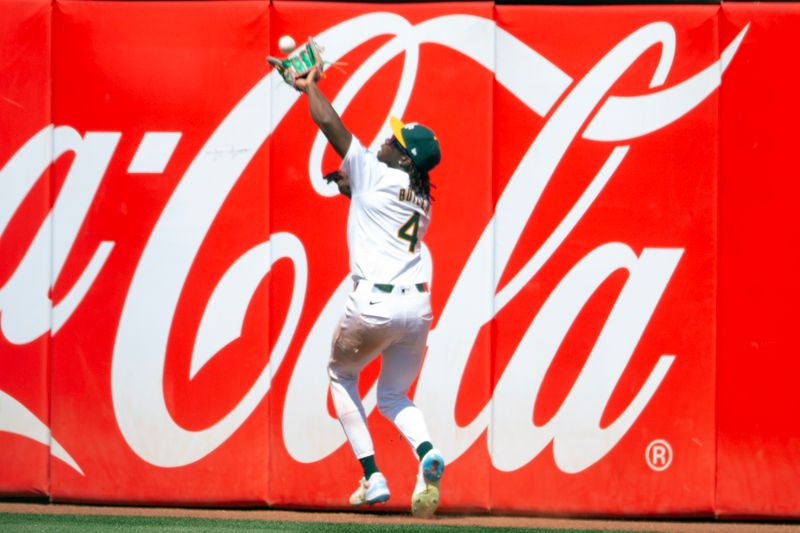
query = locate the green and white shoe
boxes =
[411,449,445,518]
[350,472,390,506]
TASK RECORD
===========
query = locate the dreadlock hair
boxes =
[407,165,434,203]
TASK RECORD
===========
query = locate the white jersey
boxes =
[341,137,431,285]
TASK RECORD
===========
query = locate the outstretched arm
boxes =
[294,67,352,159]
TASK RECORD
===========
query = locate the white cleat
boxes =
[411,448,445,518]
[349,472,390,506]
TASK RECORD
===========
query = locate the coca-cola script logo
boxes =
[0,13,747,478]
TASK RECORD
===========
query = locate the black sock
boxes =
[416,441,433,461]
[359,455,379,480]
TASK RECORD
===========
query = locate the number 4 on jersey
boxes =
[398,212,421,253]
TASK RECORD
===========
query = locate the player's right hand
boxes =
[293,66,321,92]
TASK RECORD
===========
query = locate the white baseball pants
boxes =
[328,281,433,459]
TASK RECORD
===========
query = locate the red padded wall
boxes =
[49,0,271,504]
[717,2,800,518]
[0,0,53,497]
[492,4,722,515]
[0,0,798,517]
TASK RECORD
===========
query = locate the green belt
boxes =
[373,283,428,293]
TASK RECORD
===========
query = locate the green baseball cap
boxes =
[390,116,441,173]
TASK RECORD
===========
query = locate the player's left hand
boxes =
[324,169,351,198]
[267,37,326,90]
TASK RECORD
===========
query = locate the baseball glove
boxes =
[267,37,326,87]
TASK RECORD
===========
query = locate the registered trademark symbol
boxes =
[645,439,673,471]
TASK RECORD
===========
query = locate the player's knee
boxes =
[327,362,342,383]
[377,392,407,418]
[328,361,355,385]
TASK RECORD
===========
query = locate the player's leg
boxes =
[376,295,445,517]
[376,336,431,451]
[328,294,393,505]
[375,290,437,447]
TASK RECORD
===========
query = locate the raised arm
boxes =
[294,67,352,159]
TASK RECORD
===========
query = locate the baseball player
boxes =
[294,67,445,518]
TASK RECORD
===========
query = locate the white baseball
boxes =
[278,35,296,54]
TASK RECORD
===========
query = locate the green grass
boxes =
[0,513,638,533]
